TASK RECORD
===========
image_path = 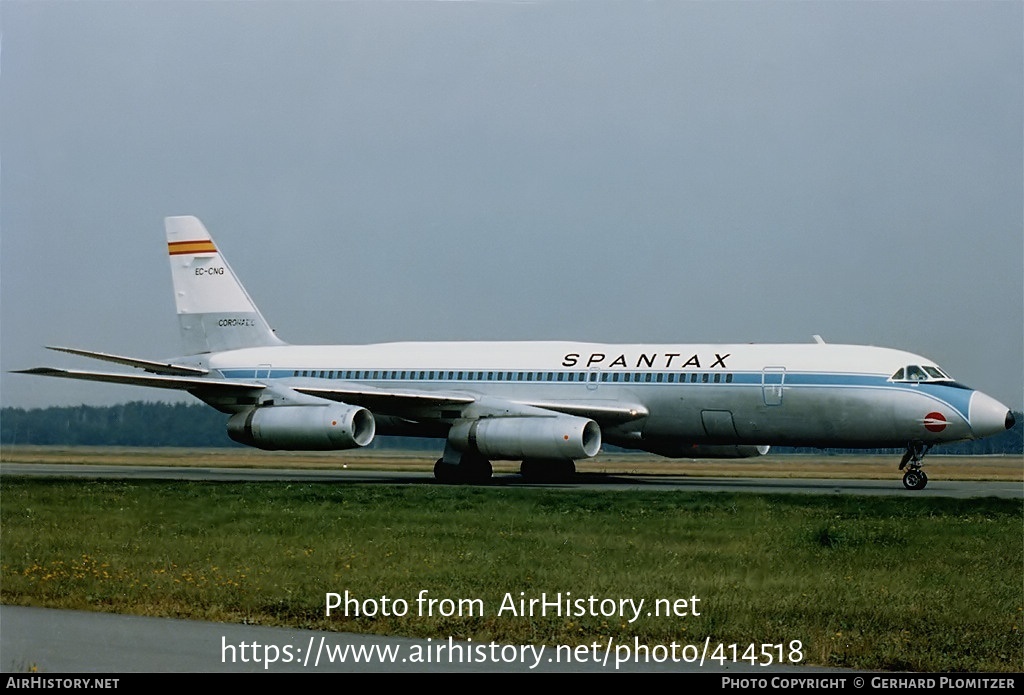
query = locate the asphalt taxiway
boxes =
[1,604,854,673]
[1,462,1020,498]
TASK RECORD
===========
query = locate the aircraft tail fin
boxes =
[165,216,286,354]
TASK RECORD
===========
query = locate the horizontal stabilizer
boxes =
[45,346,208,376]
[12,367,264,394]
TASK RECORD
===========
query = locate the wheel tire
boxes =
[435,457,492,484]
[434,458,457,483]
[462,456,493,484]
[902,469,927,490]
[520,459,575,483]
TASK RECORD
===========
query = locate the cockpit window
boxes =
[906,365,928,381]
[891,365,953,383]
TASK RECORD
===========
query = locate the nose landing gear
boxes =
[899,442,931,490]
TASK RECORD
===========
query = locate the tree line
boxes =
[1,401,1021,454]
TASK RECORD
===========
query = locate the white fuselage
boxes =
[194,340,1004,452]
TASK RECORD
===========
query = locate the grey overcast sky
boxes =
[2,1,1022,410]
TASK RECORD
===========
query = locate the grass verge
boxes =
[1,477,1021,672]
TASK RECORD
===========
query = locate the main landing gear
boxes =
[519,458,576,483]
[433,454,493,484]
[899,442,931,490]
[432,454,578,484]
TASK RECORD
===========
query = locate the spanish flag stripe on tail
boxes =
[168,240,218,255]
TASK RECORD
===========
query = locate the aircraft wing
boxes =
[518,399,648,423]
[294,385,475,412]
[294,384,647,424]
[19,345,646,427]
[17,358,645,426]
[12,367,265,394]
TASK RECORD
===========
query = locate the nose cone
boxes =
[969,391,1015,439]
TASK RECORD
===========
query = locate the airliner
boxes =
[16,216,1015,489]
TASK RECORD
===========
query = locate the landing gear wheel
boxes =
[520,459,576,483]
[898,442,931,490]
[902,468,928,490]
[433,456,492,484]
[462,456,493,484]
[434,458,458,484]
[519,459,541,481]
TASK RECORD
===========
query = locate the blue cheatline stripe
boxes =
[221,368,890,386]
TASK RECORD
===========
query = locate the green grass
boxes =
[1,478,1021,671]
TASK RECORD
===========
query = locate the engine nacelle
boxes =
[448,415,601,461]
[643,442,771,459]
[227,404,376,451]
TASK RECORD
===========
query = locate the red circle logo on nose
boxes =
[924,412,947,433]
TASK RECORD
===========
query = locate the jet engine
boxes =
[227,404,376,450]
[448,415,601,460]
